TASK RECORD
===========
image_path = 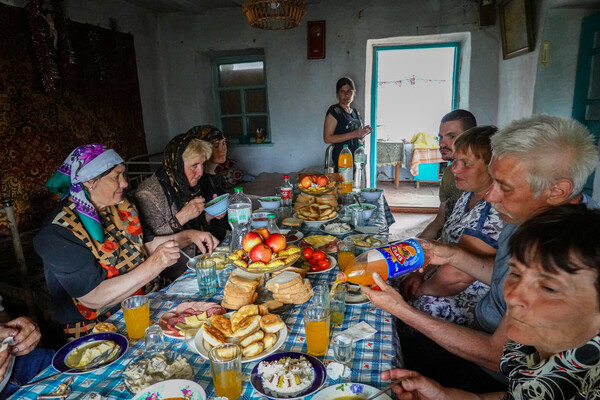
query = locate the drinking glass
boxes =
[121,295,150,341]
[217,264,234,288]
[209,343,242,400]
[144,324,165,352]
[330,284,346,324]
[351,207,364,227]
[195,259,217,297]
[332,334,353,365]
[309,284,330,308]
[336,240,355,272]
[303,305,331,356]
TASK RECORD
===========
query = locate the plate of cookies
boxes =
[186,305,288,363]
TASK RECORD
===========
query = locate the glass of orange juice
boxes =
[209,343,242,400]
[121,295,150,341]
[303,305,331,356]
[336,240,355,272]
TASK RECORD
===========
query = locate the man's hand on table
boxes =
[381,369,455,400]
[0,316,41,382]
[360,273,410,317]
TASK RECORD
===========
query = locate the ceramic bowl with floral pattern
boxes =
[131,379,205,400]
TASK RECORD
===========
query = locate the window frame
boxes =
[212,55,271,145]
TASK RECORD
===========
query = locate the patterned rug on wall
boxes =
[0,2,148,231]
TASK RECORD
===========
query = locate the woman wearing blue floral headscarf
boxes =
[34,144,217,338]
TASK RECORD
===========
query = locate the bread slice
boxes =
[266,271,302,291]
[272,266,307,279]
[230,269,264,283]
[291,289,314,305]
[224,284,255,298]
[272,279,311,296]
[272,285,312,303]
[228,275,260,290]
[282,217,304,227]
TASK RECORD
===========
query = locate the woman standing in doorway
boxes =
[323,77,373,166]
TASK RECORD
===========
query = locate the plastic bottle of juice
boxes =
[338,144,353,194]
[336,238,429,286]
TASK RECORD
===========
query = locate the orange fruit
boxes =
[300,176,314,189]
[316,175,329,187]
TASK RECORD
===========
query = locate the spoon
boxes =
[24,348,115,386]
[179,249,193,261]
[364,377,407,400]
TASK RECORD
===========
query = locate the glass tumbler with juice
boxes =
[336,239,355,272]
[338,145,353,193]
[303,306,331,356]
[209,343,242,400]
[337,238,429,286]
[121,295,150,341]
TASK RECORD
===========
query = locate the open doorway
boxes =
[370,43,460,210]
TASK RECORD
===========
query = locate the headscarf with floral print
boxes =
[187,124,225,147]
[45,143,124,242]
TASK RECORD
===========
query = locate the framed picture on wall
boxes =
[499,0,534,59]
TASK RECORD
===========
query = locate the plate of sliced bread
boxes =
[187,305,288,363]
[266,271,314,305]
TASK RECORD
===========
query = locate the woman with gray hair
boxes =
[135,132,220,283]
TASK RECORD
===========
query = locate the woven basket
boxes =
[242,0,306,30]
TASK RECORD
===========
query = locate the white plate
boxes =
[306,255,337,275]
[319,221,354,236]
[186,313,288,363]
[186,251,230,272]
[294,213,337,228]
[345,234,388,251]
[311,382,393,400]
[346,284,370,305]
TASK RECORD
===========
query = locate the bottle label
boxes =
[228,207,251,224]
[281,188,292,200]
[355,155,367,163]
[376,238,427,279]
[339,167,353,184]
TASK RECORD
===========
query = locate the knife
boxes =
[364,378,407,400]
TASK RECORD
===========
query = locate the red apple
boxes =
[253,227,270,240]
[265,233,286,253]
[242,232,263,253]
[249,243,272,263]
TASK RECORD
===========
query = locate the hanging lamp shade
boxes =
[242,0,306,30]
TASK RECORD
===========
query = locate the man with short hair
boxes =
[419,109,477,239]
[363,115,598,392]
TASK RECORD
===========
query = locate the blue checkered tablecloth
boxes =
[11,197,398,400]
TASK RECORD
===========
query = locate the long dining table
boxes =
[12,196,398,400]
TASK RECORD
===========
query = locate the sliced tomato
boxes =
[302,247,314,259]
[313,250,326,261]
[317,259,330,270]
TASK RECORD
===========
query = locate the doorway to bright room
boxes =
[371,43,459,211]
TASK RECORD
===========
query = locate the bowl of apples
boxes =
[228,228,302,274]
[297,173,339,196]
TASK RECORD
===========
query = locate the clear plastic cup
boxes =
[303,305,331,356]
[121,295,149,341]
[209,343,242,400]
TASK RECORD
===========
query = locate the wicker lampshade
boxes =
[242,0,306,30]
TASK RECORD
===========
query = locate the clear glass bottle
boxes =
[353,143,367,191]
[227,187,252,253]
[280,174,293,207]
[266,213,280,234]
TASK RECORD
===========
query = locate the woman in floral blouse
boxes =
[34,144,217,339]
[383,204,600,400]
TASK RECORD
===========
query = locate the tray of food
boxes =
[297,173,339,196]
[228,231,301,274]
[158,302,227,339]
[186,305,287,363]
[123,350,194,393]
[300,235,340,253]
[346,234,388,250]
[319,221,354,236]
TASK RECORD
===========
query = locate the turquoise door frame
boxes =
[369,43,460,187]
[572,13,600,196]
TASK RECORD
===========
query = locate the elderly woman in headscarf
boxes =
[135,129,223,283]
[34,144,217,338]
[190,125,231,241]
